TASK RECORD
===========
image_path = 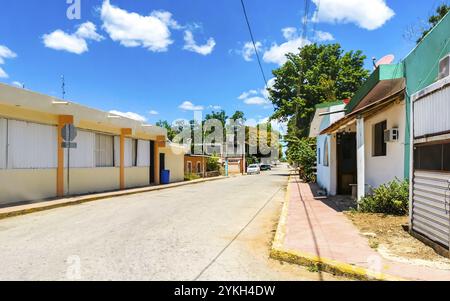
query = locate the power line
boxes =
[240,0,269,89]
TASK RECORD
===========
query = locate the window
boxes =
[323,138,329,167]
[373,121,387,157]
[197,162,202,173]
[414,142,450,172]
[187,161,192,173]
[137,140,150,167]
[131,139,138,167]
[95,133,114,167]
[7,119,58,169]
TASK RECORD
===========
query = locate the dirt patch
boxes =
[345,212,450,269]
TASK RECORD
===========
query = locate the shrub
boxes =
[184,173,201,181]
[286,137,316,182]
[206,154,221,172]
[358,179,409,215]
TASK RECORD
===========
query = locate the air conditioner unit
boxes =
[438,54,450,80]
[384,128,399,142]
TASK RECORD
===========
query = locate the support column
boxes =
[120,128,132,190]
[356,117,365,205]
[57,115,74,197]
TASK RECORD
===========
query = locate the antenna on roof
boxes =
[61,75,66,100]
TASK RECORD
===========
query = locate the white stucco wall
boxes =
[364,101,406,189]
[316,104,344,195]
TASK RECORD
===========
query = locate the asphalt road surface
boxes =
[0,164,340,280]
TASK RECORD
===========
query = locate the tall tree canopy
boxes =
[268,43,369,138]
[417,4,449,44]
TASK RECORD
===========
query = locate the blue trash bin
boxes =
[160,170,170,185]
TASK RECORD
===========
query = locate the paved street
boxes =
[0,165,339,281]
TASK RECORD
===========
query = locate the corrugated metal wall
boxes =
[137,140,150,167]
[7,119,58,169]
[412,84,450,250]
[0,118,6,169]
[95,133,114,167]
[412,170,449,247]
[64,130,95,168]
[414,86,450,138]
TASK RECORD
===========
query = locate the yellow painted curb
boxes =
[270,174,405,281]
[0,176,229,221]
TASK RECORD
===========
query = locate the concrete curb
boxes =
[269,175,405,281]
[0,176,229,220]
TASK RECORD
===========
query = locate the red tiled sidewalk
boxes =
[272,175,450,281]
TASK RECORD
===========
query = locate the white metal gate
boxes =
[412,170,450,247]
[411,77,450,250]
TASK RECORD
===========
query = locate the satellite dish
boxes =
[374,54,395,68]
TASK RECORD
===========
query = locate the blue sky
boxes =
[0,0,446,130]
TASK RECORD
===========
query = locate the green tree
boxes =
[156,120,178,141]
[417,4,449,44]
[268,43,369,138]
[285,137,316,182]
[205,110,228,126]
[230,110,246,123]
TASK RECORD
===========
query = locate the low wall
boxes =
[64,167,120,195]
[125,167,150,188]
[0,169,57,205]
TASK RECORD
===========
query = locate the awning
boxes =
[320,64,405,135]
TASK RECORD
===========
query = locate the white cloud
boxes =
[0,45,17,78]
[0,68,7,78]
[311,0,395,30]
[282,27,298,40]
[100,0,177,52]
[179,101,204,111]
[315,30,334,42]
[241,41,262,62]
[12,81,23,87]
[75,22,105,41]
[149,110,159,115]
[263,28,310,65]
[43,22,104,54]
[183,30,216,55]
[244,96,270,105]
[209,105,222,110]
[109,110,147,122]
[238,89,258,100]
[239,77,276,107]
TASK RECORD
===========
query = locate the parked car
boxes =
[260,164,272,171]
[247,164,261,175]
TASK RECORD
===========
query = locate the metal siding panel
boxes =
[412,170,450,248]
[413,86,450,138]
[124,138,132,167]
[65,130,95,168]
[137,140,150,167]
[0,118,6,169]
[95,133,114,167]
[7,120,57,169]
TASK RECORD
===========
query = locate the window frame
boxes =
[373,120,387,157]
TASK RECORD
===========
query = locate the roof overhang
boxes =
[320,64,405,135]
[0,82,167,138]
[345,64,405,113]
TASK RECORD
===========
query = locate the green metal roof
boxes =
[345,63,404,113]
[315,100,344,109]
